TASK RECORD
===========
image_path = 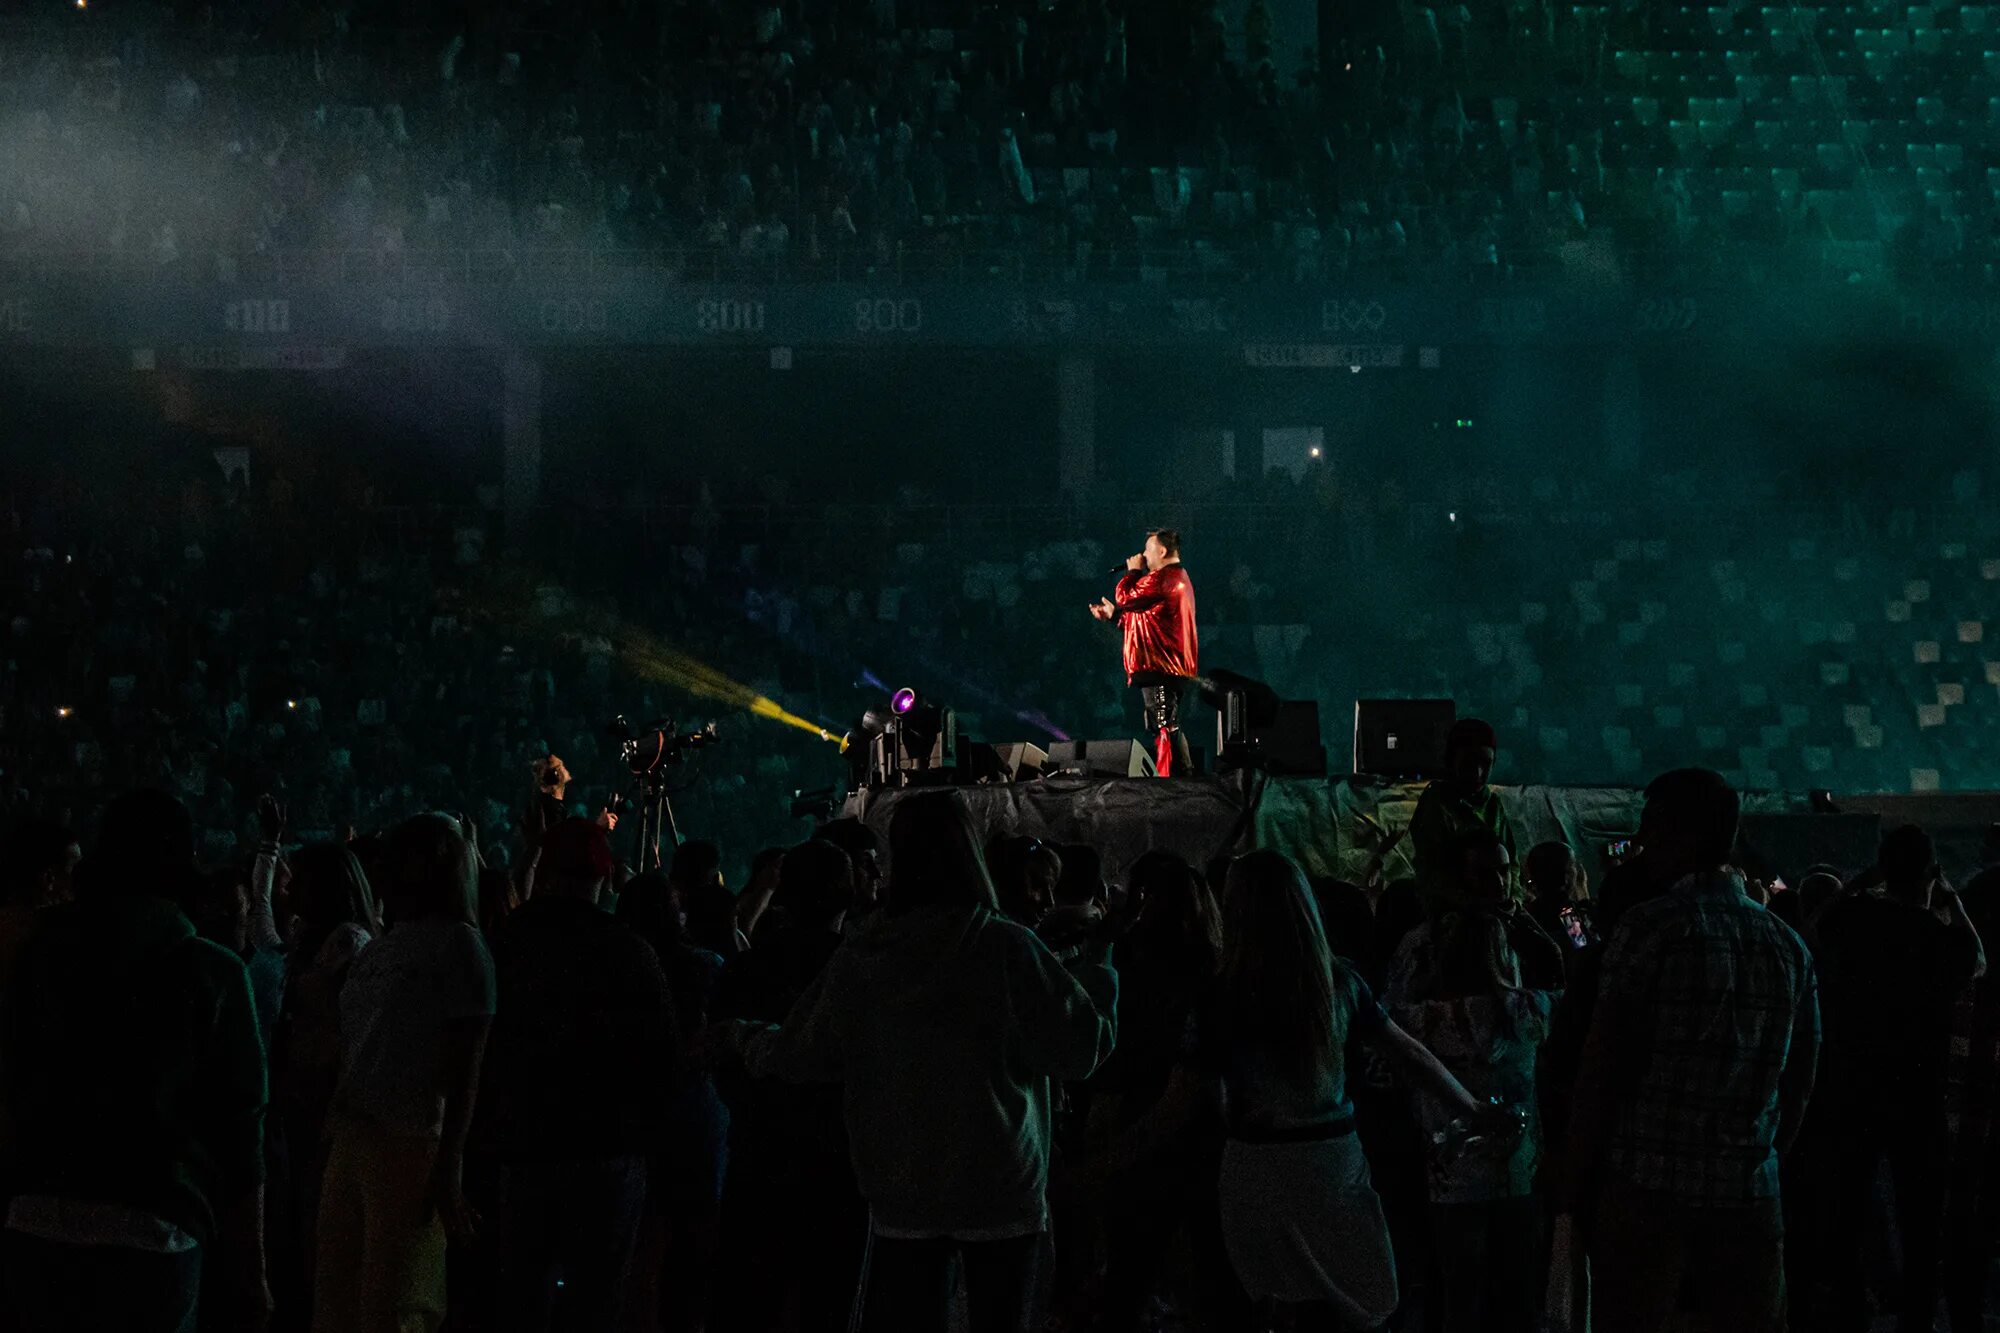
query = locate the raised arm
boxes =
[1941,887,1989,981]
[1111,569,1170,615]
[249,795,286,954]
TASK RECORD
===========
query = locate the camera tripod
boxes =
[629,769,685,875]
[613,717,719,874]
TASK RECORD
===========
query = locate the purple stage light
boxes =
[891,687,919,715]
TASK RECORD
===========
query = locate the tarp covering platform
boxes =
[852,774,2000,888]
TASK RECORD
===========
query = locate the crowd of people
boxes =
[0,0,1991,288]
[7,439,1997,872]
[0,715,1996,1333]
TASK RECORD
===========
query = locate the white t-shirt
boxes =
[335,919,496,1138]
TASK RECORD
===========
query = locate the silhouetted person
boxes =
[1081,852,1242,1332]
[1560,769,1818,1333]
[1390,904,1557,1333]
[481,818,679,1333]
[1408,719,1517,918]
[313,813,494,1333]
[712,839,864,1333]
[1523,839,1591,951]
[1200,850,1513,1330]
[986,835,1061,930]
[728,792,1117,1333]
[1815,825,1986,1333]
[2,790,270,1333]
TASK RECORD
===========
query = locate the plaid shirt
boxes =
[1600,871,1819,1206]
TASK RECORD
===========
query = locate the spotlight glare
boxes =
[891,687,919,715]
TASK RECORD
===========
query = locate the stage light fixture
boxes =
[891,687,920,715]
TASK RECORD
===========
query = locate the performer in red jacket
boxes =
[1090,528,1198,776]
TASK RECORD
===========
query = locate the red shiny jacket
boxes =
[1115,564,1199,682]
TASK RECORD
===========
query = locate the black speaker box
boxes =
[1248,701,1327,776]
[1352,698,1455,778]
[1048,738,1157,778]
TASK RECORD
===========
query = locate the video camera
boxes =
[608,716,722,779]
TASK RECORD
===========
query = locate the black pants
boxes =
[1101,1170,1247,1333]
[859,1231,1048,1333]
[1427,1195,1542,1333]
[494,1155,649,1333]
[1131,675,1194,776]
[1827,1088,1950,1333]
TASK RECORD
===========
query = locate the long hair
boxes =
[885,793,998,914]
[1219,849,1339,1083]
[379,813,478,928]
[1125,850,1223,980]
[288,842,379,958]
[1431,910,1520,998]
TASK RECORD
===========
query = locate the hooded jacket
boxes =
[3,894,266,1246]
[741,901,1116,1237]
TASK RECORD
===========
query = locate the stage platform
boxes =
[849,772,2000,888]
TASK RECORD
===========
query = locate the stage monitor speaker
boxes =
[1218,698,1327,776]
[1048,738,1157,779]
[1353,699,1455,779]
[1250,701,1327,776]
[961,741,1050,784]
[987,741,1050,782]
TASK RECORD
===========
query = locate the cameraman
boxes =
[518,756,570,900]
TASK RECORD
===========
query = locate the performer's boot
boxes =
[1155,724,1175,776]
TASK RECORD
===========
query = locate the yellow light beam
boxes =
[616,641,843,745]
[466,566,846,746]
